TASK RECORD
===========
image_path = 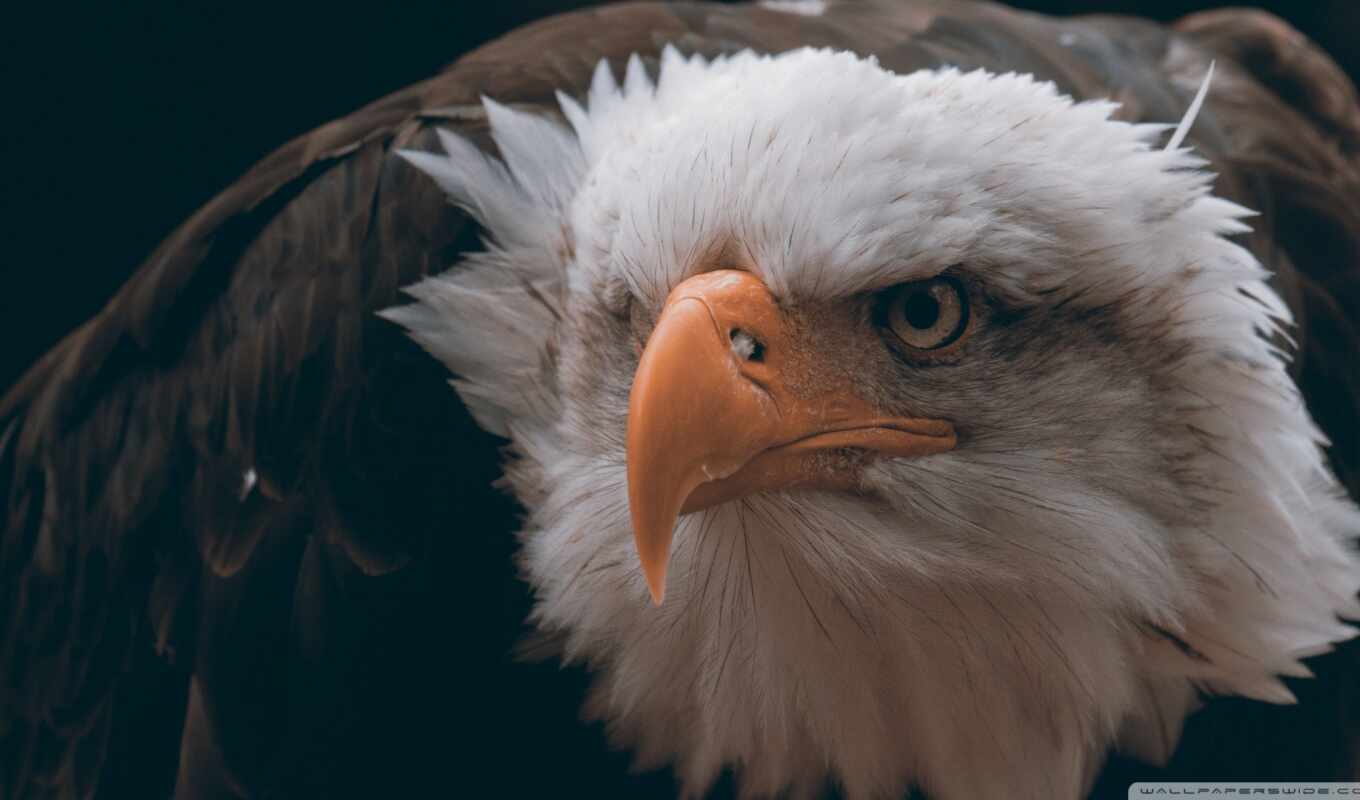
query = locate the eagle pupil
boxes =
[903,291,940,329]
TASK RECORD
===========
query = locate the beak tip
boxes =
[628,485,680,608]
[643,559,668,606]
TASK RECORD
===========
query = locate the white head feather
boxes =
[384,48,1360,799]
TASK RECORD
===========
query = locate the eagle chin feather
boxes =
[386,47,1360,799]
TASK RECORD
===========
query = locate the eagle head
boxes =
[385,48,1360,799]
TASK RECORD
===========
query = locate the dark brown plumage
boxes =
[2,2,1358,797]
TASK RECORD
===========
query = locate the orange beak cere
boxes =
[625,270,958,604]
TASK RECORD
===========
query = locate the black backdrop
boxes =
[1,0,1358,393]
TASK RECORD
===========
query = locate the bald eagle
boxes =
[3,2,1360,799]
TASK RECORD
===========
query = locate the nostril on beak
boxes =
[730,329,765,362]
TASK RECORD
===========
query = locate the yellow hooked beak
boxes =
[625,270,957,604]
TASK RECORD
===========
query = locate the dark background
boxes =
[1,0,1357,392]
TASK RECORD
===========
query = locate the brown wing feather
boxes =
[2,2,1357,798]
[0,65,492,800]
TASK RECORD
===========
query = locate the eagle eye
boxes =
[882,276,970,352]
